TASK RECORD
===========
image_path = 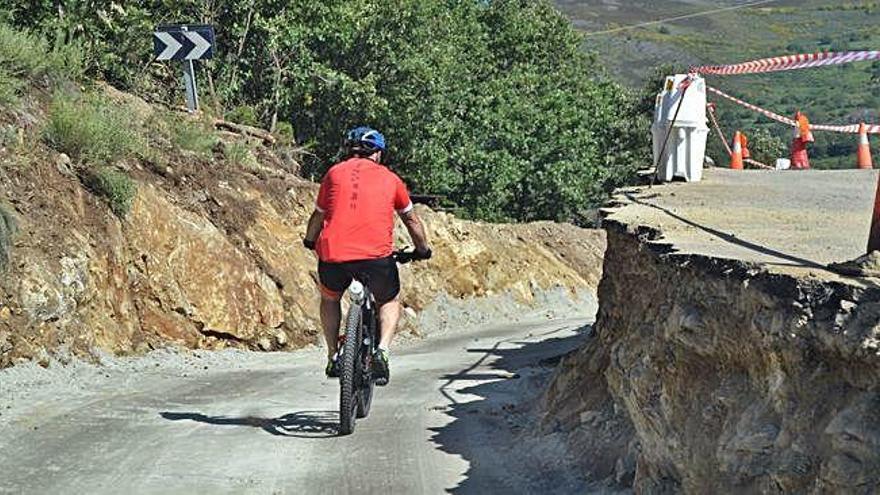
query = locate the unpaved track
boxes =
[0,317,592,494]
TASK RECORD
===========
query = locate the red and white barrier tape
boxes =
[706,104,732,156]
[707,86,880,134]
[692,50,880,76]
[744,158,773,170]
[707,103,774,170]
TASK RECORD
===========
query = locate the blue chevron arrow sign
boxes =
[153,25,214,61]
[153,25,215,111]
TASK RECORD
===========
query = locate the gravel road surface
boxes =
[0,312,596,494]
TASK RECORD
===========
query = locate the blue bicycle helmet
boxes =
[345,126,386,152]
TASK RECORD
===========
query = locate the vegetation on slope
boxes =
[1,1,648,224]
[0,21,269,218]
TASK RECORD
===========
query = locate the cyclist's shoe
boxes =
[373,349,390,386]
[325,355,340,378]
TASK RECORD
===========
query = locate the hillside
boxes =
[555,0,880,168]
[0,20,609,367]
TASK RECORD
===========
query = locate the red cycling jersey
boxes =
[315,158,413,263]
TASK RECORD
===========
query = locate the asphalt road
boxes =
[0,316,593,494]
[608,169,878,278]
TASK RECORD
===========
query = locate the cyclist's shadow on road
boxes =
[429,323,593,494]
[159,410,338,438]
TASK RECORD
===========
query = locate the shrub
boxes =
[43,91,144,165]
[224,141,259,170]
[0,67,23,105]
[274,121,295,145]
[168,115,217,158]
[748,128,787,164]
[225,105,260,127]
[0,22,83,84]
[84,167,137,217]
[0,22,82,107]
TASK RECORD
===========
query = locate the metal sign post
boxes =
[182,59,199,112]
[153,24,215,113]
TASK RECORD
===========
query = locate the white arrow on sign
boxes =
[155,32,183,61]
[184,31,211,60]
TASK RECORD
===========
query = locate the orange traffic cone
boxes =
[741,132,751,159]
[870,172,880,253]
[857,122,873,170]
[795,111,814,143]
[730,131,744,170]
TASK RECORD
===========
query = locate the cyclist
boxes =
[303,126,431,386]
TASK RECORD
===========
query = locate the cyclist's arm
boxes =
[306,171,332,247]
[399,209,430,254]
[304,209,324,245]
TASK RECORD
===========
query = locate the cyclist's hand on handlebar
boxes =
[415,247,432,260]
[394,247,432,263]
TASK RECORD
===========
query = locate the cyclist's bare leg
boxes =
[320,294,342,358]
[378,297,401,349]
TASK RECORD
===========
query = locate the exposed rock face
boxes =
[127,184,285,344]
[542,222,880,493]
[0,147,604,367]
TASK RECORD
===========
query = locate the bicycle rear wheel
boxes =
[338,304,362,436]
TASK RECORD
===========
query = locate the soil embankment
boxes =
[0,89,604,368]
[542,170,880,493]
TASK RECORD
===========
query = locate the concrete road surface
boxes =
[0,316,594,494]
[608,169,878,278]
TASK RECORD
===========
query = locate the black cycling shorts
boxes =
[318,257,400,304]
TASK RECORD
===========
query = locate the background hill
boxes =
[555,0,880,168]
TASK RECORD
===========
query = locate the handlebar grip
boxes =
[393,248,432,264]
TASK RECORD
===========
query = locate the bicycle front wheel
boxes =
[338,304,362,436]
[356,311,376,419]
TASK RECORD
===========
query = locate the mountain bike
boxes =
[337,250,425,436]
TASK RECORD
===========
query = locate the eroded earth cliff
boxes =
[542,171,880,493]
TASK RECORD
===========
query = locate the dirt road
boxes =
[0,314,595,494]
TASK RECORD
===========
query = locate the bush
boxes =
[168,115,217,158]
[84,167,137,217]
[225,105,260,127]
[273,121,295,145]
[0,22,83,106]
[747,127,787,164]
[224,141,259,170]
[0,22,83,84]
[43,91,144,165]
[0,67,22,105]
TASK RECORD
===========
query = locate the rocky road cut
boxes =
[0,315,596,494]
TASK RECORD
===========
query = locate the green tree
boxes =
[2,0,648,224]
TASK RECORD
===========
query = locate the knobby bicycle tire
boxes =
[338,303,362,436]
[356,307,377,419]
